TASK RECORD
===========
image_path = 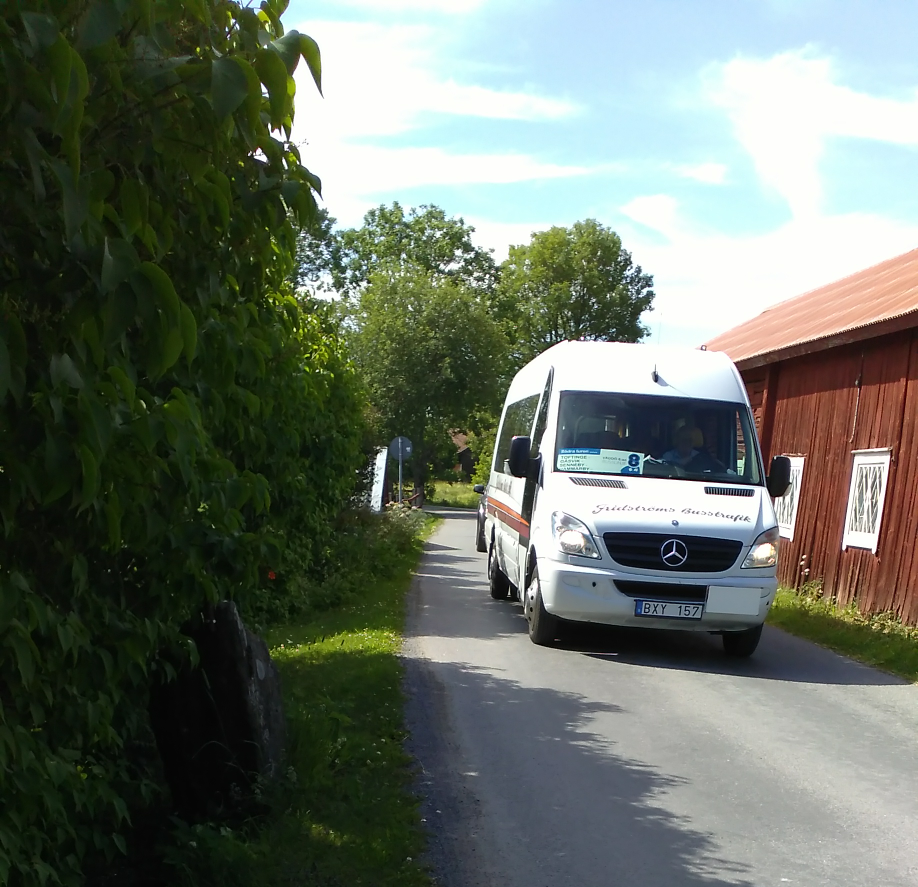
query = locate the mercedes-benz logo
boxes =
[660,539,688,567]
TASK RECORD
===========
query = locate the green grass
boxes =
[159,510,439,887]
[428,480,479,509]
[768,587,918,682]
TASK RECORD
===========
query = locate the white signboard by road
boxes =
[370,447,387,512]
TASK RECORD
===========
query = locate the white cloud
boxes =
[621,49,918,347]
[618,194,918,347]
[620,195,682,241]
[293,21,578,140]
[465,217,553,262]
[708,49,918,218]
[331,0,487,12]
[673,162,728,185]
[288,18,584,224]
[308,144,588,225]
[425,80,576,122]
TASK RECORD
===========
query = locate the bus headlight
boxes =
[742,527,780,568]
[551,511,600,558]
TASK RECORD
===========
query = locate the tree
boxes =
[331,202,498,298]
[0,3,365,884]
[498,219,655,365]
[350,267,508,502]
[291,206,337,295]
[468,423,498,486]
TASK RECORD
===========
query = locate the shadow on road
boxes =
[403,654,755,887]
[410,533,530,642]
[424,505,480,520]
[414,523,903,687]
[565,622,904,686]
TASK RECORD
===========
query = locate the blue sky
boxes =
[285,0,918,346]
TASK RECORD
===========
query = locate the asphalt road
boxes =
[402,507,918,887]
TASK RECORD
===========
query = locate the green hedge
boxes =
[0,2,365,884]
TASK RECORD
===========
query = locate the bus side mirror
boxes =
[473,484,485,494]
[508,436,532,478]
[767,455,791,499]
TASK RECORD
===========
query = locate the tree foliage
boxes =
[468,424,497,487]
[350,267,508,500]
[498,219,655,365]
[0,2,365,884]
[291,206,337,296]
[332,202,498,298]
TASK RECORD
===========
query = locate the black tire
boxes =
[488,542,510,600]
[722,624,763,657]
[527,567,559,646]
[475,507,487,553]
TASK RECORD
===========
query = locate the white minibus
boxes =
[481,341,791,656]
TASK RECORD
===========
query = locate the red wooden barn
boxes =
[705,247,918,624]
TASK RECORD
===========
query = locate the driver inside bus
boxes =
[661,425,701,466]
[662,425,730,474]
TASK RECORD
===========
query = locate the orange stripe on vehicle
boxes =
[487,500,528,524]
[487,500,530,535]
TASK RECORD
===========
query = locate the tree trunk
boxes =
[412,459,426,507]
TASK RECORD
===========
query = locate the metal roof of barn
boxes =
[704,247,918,369]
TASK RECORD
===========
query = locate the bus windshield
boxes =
[554,391,762,485]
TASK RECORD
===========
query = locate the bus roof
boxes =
[505,341,747,405]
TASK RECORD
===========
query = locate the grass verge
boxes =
[159,508,439,887]
[768,586,918,682]
[428,480,479,509]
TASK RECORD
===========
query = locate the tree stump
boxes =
[149,602,286,818]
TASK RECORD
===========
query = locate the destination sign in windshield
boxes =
[557,448,643,475]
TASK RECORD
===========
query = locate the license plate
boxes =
[635,600,703,620]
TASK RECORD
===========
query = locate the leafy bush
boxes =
[241,505,428,629]
[0,2,365,884]
[468,425,497,486]
[428,481,480,509]
[155,506,433,887]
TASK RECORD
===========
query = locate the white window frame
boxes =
[774,455,805,541]
[841,448,892,554]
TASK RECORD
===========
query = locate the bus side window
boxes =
[531,369,553,457]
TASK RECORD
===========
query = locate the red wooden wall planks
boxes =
[743,329,918,623]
